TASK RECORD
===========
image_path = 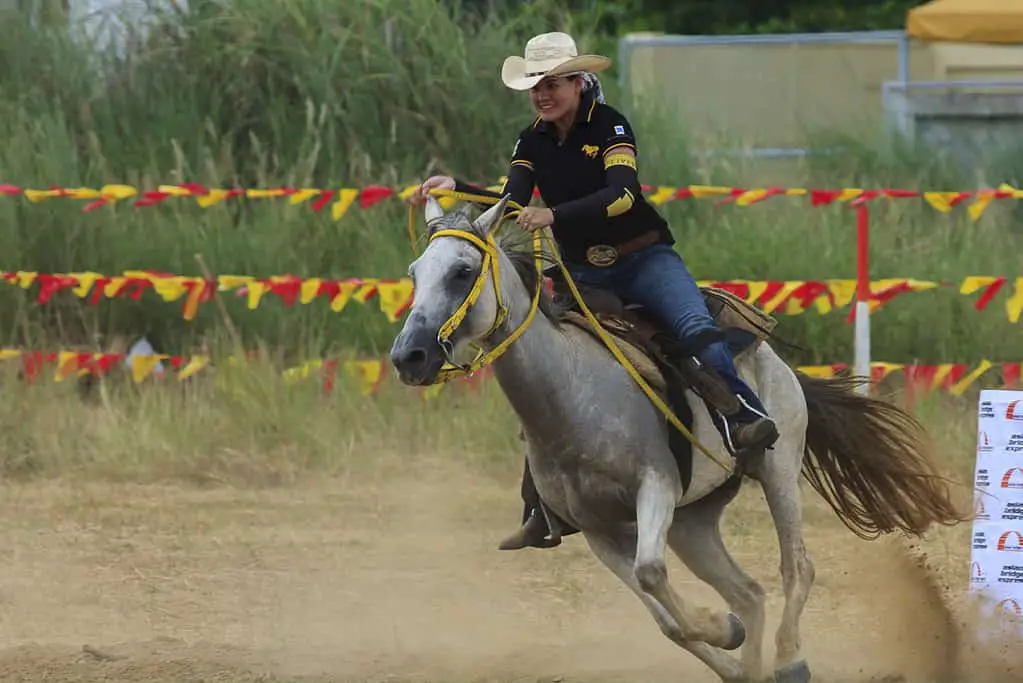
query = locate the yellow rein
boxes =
[407,189,732,474]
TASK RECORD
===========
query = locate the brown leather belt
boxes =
[583,230,661,267]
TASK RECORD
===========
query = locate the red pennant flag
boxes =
[310,190,335,212]
[267,277,302,306]
[35,274,79,304]
[134,190,172,207]
[810,190,843,206]
[1004,362,1022,387]
[973,277,1007,311]
[358,185,394,209]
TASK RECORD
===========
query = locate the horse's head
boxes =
[390,193,518,386]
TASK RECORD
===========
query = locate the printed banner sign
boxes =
[970,389,1023,639]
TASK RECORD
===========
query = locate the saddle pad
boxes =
[559,311,667,396]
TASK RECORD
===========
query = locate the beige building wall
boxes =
[623,34,1023,149]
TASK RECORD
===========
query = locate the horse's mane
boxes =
[428,206,566,324]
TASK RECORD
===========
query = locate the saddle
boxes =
[547,268,776,404]
[545,267,777,488]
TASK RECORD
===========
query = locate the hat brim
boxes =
[501,54,611,91]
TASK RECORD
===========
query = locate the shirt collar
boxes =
[532,87,598,136]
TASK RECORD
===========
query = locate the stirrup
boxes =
[498,510,561,550]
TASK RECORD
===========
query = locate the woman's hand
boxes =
[516,206,554,232]
[406,175,455,206]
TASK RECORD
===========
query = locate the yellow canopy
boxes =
[907,0,1023,44]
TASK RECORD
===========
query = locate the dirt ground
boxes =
[0,455,1017,683]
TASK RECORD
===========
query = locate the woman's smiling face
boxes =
[529,75,582,122]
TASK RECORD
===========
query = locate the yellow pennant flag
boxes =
[352,280,379,303]
[99,184,138,201]
[968,192,997,221]
[245,281,268,309]
[922,191,960,213]
[131,354,164,383]
[1005,277,1023,323]
[735,189,770,206]
[744,281,772,306]
[960,275,1000,295]
[825,280,857,309]
[196,189,231,207]
[177,355,210,381]
[761,281,805,314]
[11,271,37,289]
[647,186,677,205]
[246,188,289,199]
[344,359,383,396]
[377,281,414,322]
[54,351,80,381]
[332,188,360,221]
[687,185,734,198]
[69,272,103,298]
[950,360,993,396]
[329,281,360,312]
[300,278,322,304]
[288,189,321,205]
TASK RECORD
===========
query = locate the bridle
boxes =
[425,218,544,384]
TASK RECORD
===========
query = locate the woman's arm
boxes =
[548,114,642,225]
[452,162,533,217]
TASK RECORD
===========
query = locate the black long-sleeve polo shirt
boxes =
[453,89,674,265]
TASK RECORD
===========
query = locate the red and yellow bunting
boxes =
[1,270,413,321]
[5,269,1023,321]
[0,348,1016,400]
[3,181,1022,221]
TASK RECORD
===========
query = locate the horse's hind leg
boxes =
[667,477,767,682]
[634,471,746,652]
[759,439,815,683]
[583,529,749,683]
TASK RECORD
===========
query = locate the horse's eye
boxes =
[454,264,473,280]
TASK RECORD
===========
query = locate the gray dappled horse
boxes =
[389,196,968,683]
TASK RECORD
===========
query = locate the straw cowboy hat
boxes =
[501,32,611,91]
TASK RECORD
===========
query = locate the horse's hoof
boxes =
[774,659,811,683]
[722,612,746,651]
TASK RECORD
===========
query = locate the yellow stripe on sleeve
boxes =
[606,188,635,217]
[604,153,637,171]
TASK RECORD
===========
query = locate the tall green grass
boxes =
[0,0,1020,371]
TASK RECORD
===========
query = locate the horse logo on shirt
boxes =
[581,144,599,158]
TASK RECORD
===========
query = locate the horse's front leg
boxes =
[633,469,746,652]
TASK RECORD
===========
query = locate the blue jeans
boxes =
[566,243,770,421]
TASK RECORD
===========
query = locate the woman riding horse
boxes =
[406,32,779,551]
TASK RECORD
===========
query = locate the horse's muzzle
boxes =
[390,325,445,386]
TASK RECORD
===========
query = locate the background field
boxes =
[0,1,1020,682]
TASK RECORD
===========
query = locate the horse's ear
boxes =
[424,196,445,226]
[473,194,511,235]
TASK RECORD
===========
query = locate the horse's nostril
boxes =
[406,348,427,366]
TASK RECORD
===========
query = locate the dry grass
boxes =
[0,362,1020,682]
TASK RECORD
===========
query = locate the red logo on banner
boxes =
[1002,467,1023,489]
[979,430,993,452]
[997,598,1022,618]
[996,530,1023,551]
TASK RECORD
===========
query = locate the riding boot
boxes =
[696,340,780,457]
[498,456,562,550]
[498,505,561,550]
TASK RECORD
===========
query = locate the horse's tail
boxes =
[795,371,971,540]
